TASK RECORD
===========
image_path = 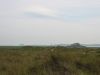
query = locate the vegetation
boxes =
[0,46,100,75]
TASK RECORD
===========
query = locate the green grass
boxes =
[0,46,100,75]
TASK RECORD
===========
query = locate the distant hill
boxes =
[56,43,100,48]
[67,43,86,48]
[56,43,86,48]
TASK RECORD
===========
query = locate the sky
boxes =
[0,0,100,45]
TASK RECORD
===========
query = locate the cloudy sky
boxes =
[0,0,100,45]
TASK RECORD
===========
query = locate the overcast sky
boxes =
[0,0,100,45]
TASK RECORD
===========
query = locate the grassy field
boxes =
[0,46,100,75]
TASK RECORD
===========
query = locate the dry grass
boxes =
[0,46,100,75]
